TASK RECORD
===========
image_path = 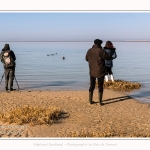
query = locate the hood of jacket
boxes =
[103,47,116,51]
[92,44,102,49]
[2,44,10,51]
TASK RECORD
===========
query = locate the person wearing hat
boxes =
[85,39,113,105]
[103,41,117,82]
[0,44,16,91]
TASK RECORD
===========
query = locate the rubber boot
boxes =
[89,91,93,104]
[105,75,109,82]
[99,92,103,106]
[110,74,114,82]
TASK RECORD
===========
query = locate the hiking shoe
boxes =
[5,87,8,91]
[10,88,16,91]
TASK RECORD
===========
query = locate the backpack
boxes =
[0,50,15,68]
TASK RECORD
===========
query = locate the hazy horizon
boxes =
[1,40,150,42]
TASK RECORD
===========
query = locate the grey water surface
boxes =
[0,41,150,104]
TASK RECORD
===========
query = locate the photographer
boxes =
[0,44,16,91]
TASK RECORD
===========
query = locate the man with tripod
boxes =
[0,44,16,91]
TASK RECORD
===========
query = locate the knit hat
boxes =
[94,39,103,46]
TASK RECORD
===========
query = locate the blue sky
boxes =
[0,12,150,41]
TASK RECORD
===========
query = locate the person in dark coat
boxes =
[104,41,117,82]
[85,39,113,105]
[0,44,16,91]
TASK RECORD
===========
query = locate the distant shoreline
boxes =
[125,40,150,42]
[0,40,150,42]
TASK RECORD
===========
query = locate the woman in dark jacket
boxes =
[103,41,117,82]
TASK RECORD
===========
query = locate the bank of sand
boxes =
[0,89,150,138]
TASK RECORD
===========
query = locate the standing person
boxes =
[85,39,113,105]
[104,41,117,82]
[0,44,16,91]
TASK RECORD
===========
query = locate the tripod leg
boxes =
[0,73,4,85]
[14,76,19,91]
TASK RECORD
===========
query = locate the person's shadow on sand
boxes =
[92,96,132,105]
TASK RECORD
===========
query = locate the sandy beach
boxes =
[0,88,150,138]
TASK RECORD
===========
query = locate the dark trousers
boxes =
[5,69,15,90]
[89,76,104,93]
[105,66,113,75]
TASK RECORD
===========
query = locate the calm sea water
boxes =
[0,41,150,104]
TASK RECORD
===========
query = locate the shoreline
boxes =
[0,89,150,137]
